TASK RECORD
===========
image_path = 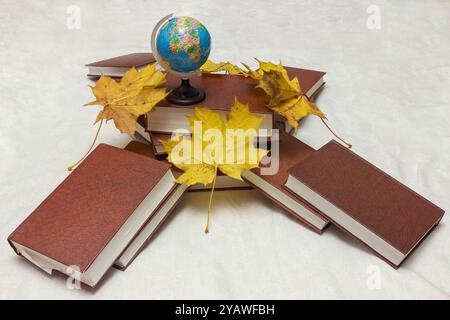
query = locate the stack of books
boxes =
[7,53,445,288]
[141,62,326,154]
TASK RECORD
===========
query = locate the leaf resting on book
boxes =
[85,63,169,135]
[161,98,268,232]
[201,59,326,130]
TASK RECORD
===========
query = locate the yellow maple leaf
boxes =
[202,59,317,128]
[161,98,268,232]
[134,63,167,87]
[68,63,168,171]
[200,58,350,147]
[254,60,350,146]
[85,63,168,135]
[249,59,327,130]
[95,106,138,135]
[200,60,247,76]
[200,60,227,72]
[256,70,301,107]
[272,95,326,129]
[164,99,267,185]
[256,59,286,73]
[241,62,263,80]
[226,97,265,132]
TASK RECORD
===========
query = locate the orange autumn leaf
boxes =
[85,63,169,136]
[202,59,326,130]
[68,63,169,171]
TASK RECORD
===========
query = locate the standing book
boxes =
[285,140,445,267]
[8,144,179,287]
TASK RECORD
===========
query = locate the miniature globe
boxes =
[155,16,211,73]
[151,14,211,105]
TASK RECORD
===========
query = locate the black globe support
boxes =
[166,78,206,105]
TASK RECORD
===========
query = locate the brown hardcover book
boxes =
[114,141,188,269]
[8,144,179,287]
[284,67,326,99]
[285,140,445,267]
[147,67,325,138]
[136,115,150,143]
[86,53,155,77]
[124,139,158,158]
[148,131,172,157]
[241,132,329,234]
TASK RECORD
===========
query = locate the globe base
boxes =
[166,78,206,105]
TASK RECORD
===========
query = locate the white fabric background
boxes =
[0,0,449,299]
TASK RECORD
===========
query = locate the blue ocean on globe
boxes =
[156,16,211,73]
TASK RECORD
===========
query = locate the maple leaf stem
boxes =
[320,118,352,149]
[205,167,218,234]
[67,120,103,171]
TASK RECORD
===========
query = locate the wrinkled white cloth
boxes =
[0,0,449,299]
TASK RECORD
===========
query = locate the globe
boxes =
[155,16,211,73]
[151,14,211,105]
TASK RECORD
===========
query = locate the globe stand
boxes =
[166,78,205,105]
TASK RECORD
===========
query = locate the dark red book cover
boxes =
[286,140,445,267]
[8,143,172,285]
[86,52,155,68]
